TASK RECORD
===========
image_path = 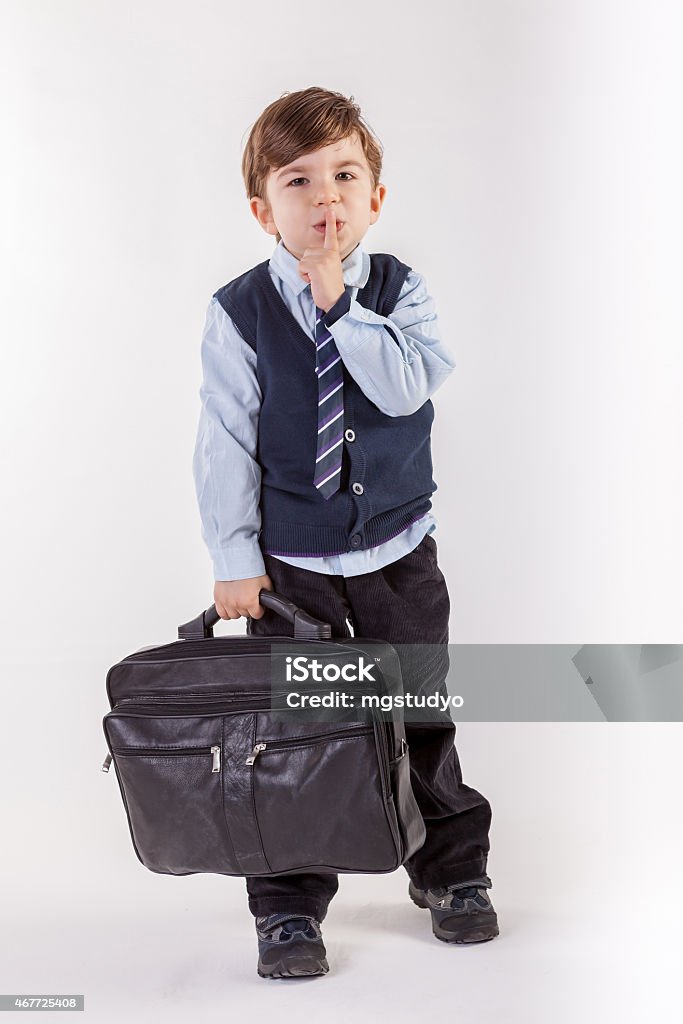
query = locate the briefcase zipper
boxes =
[244,722,395,802]
[109,689,362,716]
[114,690,273,706]
[121,640,294,662]
[118,634,368,659]
[105,744,221,773]
[115,636,354,665]
[245,725,374,765]
[109,695,280,719]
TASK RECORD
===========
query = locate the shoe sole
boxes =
[257,955,329,979]
[409,884,500,944]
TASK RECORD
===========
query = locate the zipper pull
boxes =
[245,742,266,766]
[211,745,221,772]
[101,752,112,773]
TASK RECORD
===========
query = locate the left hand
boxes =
[297,207,346,313]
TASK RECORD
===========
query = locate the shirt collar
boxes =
[269,237,370,296]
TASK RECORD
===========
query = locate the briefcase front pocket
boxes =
[110,740,240,875]
[248,724,402,873]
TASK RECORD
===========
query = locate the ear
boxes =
[250,196,278,237]
[369,183,387,226]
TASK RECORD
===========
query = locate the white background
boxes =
[1,1,682,1021]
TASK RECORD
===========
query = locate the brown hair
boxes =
[242,86,383,243]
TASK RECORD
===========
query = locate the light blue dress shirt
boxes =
[192,238,456,581]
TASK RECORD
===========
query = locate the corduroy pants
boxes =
[244,532,492,921]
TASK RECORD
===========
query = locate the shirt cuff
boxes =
[323,288,352,327]
[211,544,266,582]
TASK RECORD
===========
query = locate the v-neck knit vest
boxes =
[213,252,437,558]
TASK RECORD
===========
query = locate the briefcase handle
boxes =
[177,589,332,641]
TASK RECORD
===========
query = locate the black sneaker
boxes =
[409,879,500,944]
[255,912,329,979]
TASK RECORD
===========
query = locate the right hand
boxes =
[213,574,273,621]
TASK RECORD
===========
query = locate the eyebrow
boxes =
[275,160,366,179]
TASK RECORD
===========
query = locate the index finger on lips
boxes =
[324,206,339,251]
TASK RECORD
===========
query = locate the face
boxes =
[250,132,386,261]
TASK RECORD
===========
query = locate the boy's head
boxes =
[243,87,386,261]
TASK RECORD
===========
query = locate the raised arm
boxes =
[323,269,456,417]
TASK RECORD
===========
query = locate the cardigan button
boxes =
[350,534,362,548]
[352,482,364,495]
[344,428,356,442]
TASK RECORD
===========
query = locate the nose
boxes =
[314,182,341,206]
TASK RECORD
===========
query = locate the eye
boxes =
[286,172,355,187]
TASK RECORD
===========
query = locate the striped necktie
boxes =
[313,291,348,498]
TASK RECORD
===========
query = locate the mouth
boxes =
[314,220,344,232]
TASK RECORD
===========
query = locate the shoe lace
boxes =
[256,913,319,941]
[426,883,490,909]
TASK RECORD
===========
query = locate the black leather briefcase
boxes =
[101,590,426,877]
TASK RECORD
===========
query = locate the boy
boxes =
[192,86,497,979]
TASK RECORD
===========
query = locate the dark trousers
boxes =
[244,532,492,921]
